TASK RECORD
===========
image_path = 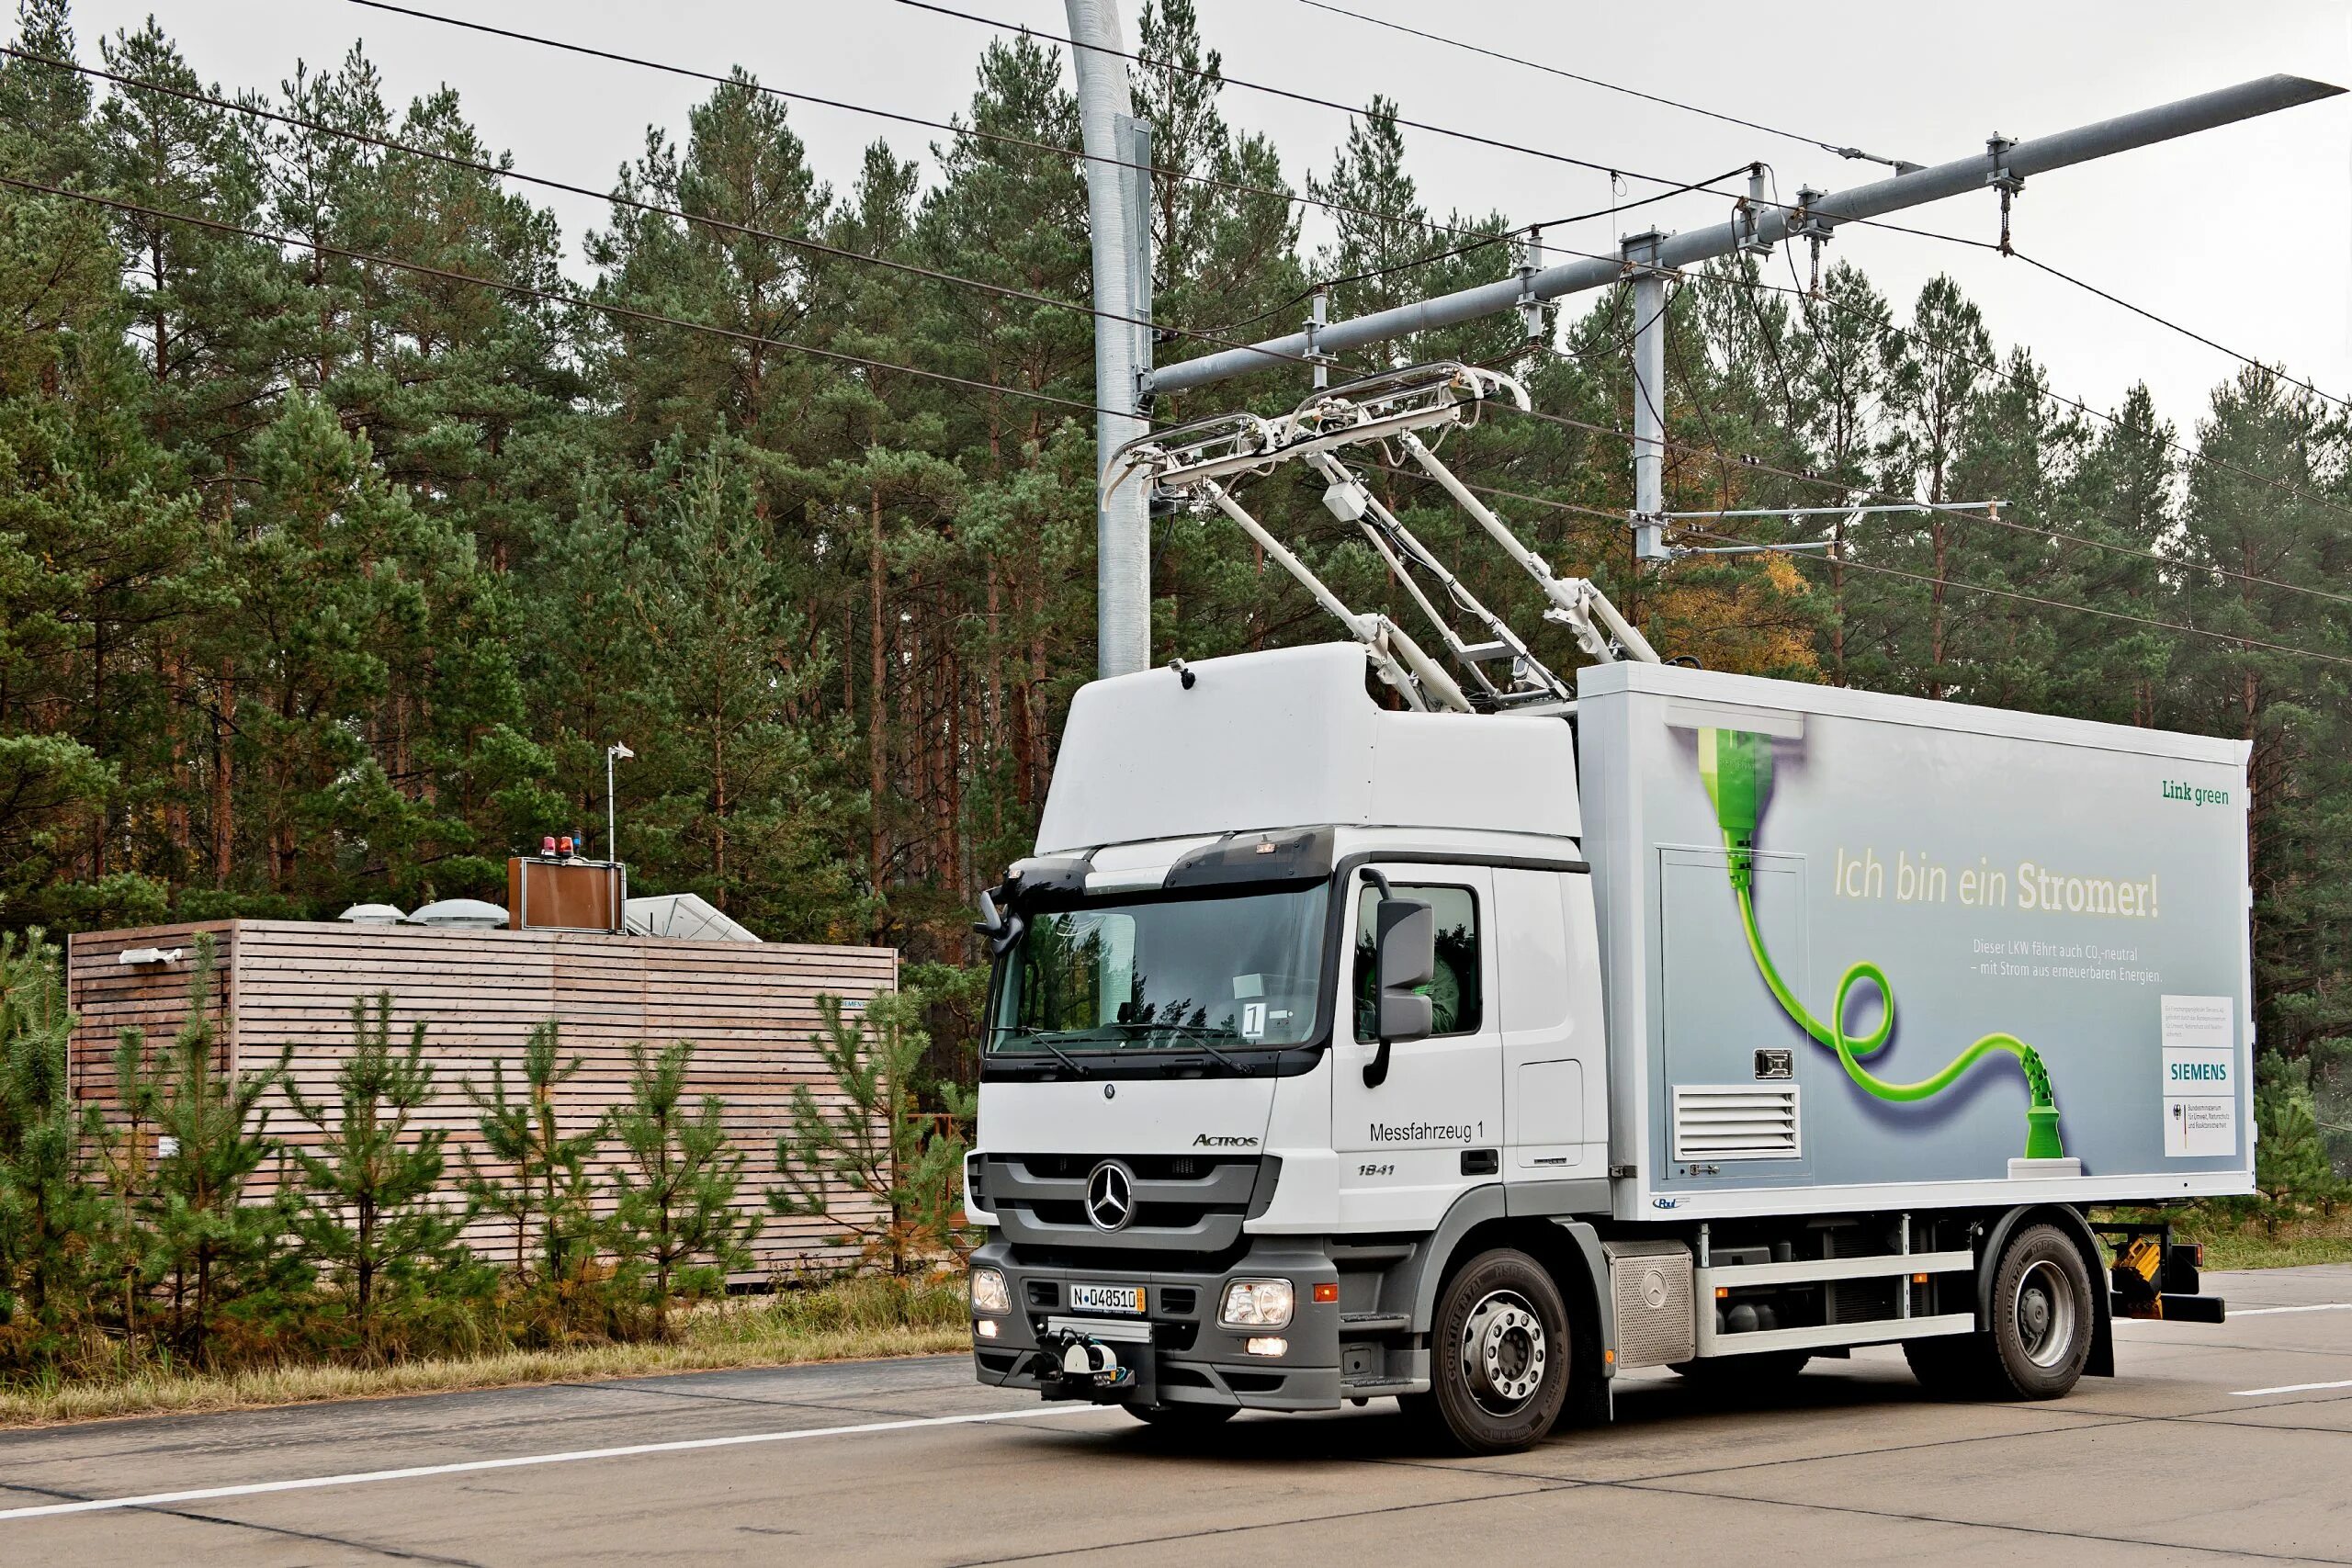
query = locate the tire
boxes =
[1671,1349,1811,1385]
[1422,1247,1572,1455]
[1909,1222,2093,1401]
[1125,1402,1239,1430]
[1984,1223,2094,1399]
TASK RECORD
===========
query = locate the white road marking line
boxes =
[0,1404,1116,1522]
[2231,1378,2352,1397]
[2112,1302,2352,1327]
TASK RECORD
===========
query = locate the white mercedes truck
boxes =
[963,366,2254,1453]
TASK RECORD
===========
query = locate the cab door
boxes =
[1330,864,1502,1229]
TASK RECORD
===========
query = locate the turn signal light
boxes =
[1312,1282,1339,1304]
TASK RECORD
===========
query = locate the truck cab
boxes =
[967,643,1607,1445]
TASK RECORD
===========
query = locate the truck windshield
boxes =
[990,885,1329,1053]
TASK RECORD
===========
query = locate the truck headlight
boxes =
[1218,1278,1294,1329]
[969,1267,1012,1316]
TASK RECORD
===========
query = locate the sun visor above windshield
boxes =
[1035,643,1580,852]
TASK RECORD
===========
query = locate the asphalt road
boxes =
[3,1262,2348,1566]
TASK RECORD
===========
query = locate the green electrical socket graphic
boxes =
[1700,727,2065,1163]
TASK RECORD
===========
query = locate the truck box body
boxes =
[1576,659,2256,1221]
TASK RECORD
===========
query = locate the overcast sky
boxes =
[61,0,2352,439]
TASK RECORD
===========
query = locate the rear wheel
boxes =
[1908,1222,2093,1401]
[1987,1224,2093,1398]
[1421,1248,1571,1455]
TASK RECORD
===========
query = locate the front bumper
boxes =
[968,1236,1343,1410]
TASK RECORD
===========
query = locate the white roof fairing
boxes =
[1035,643,1580,853]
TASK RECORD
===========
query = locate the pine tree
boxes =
[607,1042,758,1337]
[2252,1048,2339,1238]
[0,927,99,1350]
[770,992,973,1282]
[462,1019,605,1305]
[286,993,468,1347]
[141,932,288,1360]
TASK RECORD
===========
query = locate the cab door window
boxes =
[1352,883,1482,1040]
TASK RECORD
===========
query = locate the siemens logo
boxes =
[2168,1062,2232,1083]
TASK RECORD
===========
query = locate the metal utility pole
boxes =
[1066,0,1154,677]
[1148,74,2340,399]
[1625,231,1667,561]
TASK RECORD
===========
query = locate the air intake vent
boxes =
[1672,1084,1801,1161]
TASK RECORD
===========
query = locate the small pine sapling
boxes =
[143,933,288,1361]
[462,1018,605,1306]
[770,992,974,1282]
[607,1042,758,1337]
[287,994,469,1348]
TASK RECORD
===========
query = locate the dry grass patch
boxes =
[0,1278,971,1428]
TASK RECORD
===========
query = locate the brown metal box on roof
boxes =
[507,857,626,933]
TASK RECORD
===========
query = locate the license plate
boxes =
[1067,1283,1146,1314]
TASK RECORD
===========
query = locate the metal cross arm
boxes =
[1146,74,2342,398]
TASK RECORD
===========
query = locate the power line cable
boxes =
[1750,191,2352,415]
[332,0,1758,357]
[896,0,1764,203]
[1369,456,2352,671]
[1499,166,2352,540]
[0,45,1340,382]
[338,0,1494,251]
[1291,0,1915,172]
[0,173,1125,423]
[1187,162,1755,339]
[1488,335,2352,614]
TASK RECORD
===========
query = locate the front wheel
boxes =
[1422,1248,1571,1454]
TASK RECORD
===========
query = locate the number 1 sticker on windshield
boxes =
[1240,1001,1267,1041]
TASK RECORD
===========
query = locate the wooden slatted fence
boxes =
[64,920,899,1281]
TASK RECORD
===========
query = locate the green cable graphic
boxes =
[1700,728,2065,1162]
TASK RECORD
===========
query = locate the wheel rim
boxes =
[2012,1258,2077,1369]
[1458,1289,1548,1415]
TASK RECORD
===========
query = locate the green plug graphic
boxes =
[1701,727,2065,1164]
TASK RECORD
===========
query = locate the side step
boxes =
[1339,1312,1412,1336]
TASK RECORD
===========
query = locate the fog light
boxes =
[1245,1336,1288,1358]
[976,1317,1000,1339]
[1218,1278,1295,1328]
[969,1267,1011,1315]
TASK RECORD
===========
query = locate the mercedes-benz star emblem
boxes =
[1084,1160,1136,1233]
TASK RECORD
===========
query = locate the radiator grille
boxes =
[1671,1084,1802,1161]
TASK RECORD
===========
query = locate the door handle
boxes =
[1461,1148,1498,1177]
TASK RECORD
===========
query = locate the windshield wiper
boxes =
[994,1028,1089,1077]
[1154,1022,1252,1076]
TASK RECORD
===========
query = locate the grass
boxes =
[2104,1206,2352,1272]
[0,1276,970,1429]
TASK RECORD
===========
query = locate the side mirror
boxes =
[1364,897,1434,1088]
[972,888,1024,955]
